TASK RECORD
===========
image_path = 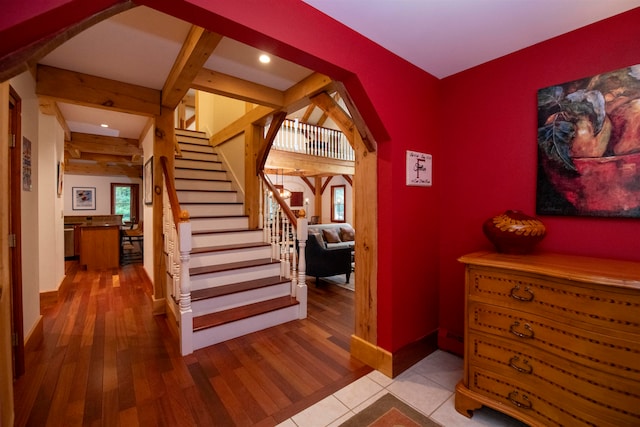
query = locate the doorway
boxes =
[8,86,24,378]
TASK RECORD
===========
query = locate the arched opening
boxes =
[0,1,382,365]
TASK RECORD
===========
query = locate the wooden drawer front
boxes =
[467,267,640,335]
[468,365,623,427]
[468,301,640,378]
[468,332,640,424]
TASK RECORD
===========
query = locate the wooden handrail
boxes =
[259,171,297,227]
[160,156,184,227]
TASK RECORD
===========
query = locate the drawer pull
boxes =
[509,321,534,339]
[508,391,532,409]
[509,285,534,302]
[508,356,533,374]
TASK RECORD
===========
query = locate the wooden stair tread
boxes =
[177,189,237,193]
[176,158,222,164]
[175,165,223,171]
[193,296,298,331]
[189,214,248,220]
[182,201,243,206]
[192,227,259,235]
[175,177,232,183]
[191,276,289,301]
[190,258,278,276]
[191,241,270,254]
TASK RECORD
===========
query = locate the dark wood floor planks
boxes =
[13,262,370,426]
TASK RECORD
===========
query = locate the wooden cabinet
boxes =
[455,251,640,427]
[79,225,120,270]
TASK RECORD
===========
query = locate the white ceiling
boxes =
[38,2,640,140]
[302,0,640,78]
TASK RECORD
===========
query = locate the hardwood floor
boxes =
[13,262,370,426]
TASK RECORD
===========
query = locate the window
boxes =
[331,185,345,223]
[111,183,139,224]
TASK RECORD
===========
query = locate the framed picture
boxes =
[144,157,153,205]
[72,187,96,210]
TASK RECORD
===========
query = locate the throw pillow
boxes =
[322,228,342,243]
[340,227,355,242]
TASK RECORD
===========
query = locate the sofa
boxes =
[305,223,355,284]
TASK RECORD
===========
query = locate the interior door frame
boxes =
[9,86,24,378]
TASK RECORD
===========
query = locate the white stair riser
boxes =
[178,143,213,153]
[192,282,291,316]
[175,179,233,192]
[178,191,238,203]
[190,264,281,290]
[175,159,223,171]
[183,203,244,217]
[189,216,248,232]
[179,151,219,162]
[175,169,227,181]
[176,135,209,145]
[192,230,263,247]
[190,245,272,268]
[192,305,299,350]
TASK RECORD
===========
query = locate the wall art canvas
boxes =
[22,137,32,191]
[537,64,640,218]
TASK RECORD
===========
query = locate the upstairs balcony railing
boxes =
[270,119,355,161]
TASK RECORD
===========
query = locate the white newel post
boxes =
[296,218,308,319]
[178,218,193,355]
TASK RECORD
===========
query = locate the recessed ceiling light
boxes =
[259,54,271,64]
[100,123,109,128]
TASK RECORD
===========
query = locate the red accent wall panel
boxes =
[438,8,640,353]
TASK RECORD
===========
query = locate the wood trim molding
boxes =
[24,315,44,353]
[351,335,393,377]
[351,330,438,379]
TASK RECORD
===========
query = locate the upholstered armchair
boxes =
[305,233,352,284]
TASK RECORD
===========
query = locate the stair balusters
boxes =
[162,175,193,355]
[270,119,354,161]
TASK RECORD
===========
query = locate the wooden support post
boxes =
[353,131,377,343]
[153,108,176,306]
[244,124,261,229]
[314,176,322,221]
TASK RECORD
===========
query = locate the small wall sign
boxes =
[406,150,432,186]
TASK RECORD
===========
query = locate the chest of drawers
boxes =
[455,251,640,427]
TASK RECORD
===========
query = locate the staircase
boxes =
[170,128,300,352]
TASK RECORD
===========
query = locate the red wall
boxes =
[4,1,637,357]
[438,8,640,353]
[0,0,442,353]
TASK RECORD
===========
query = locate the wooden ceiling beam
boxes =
[64,162,142,178]
[38,96,71,140]
[317,93,340,127]
[282,73,334,114]
[310,91,355,143]
[162,26,222,109]
[65,152,142,165]
[301,176,315,193]
[333,81,377,152]
[209,105,274,147]
[265,150,354,177]
[256,111,287,172]
[301,103,315,123]
[192,68,284,108]
[66,132,142,157]
[36,64,161,116]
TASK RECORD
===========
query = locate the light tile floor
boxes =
[277,350,528,427]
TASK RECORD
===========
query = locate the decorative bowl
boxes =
[483,210,546,254]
